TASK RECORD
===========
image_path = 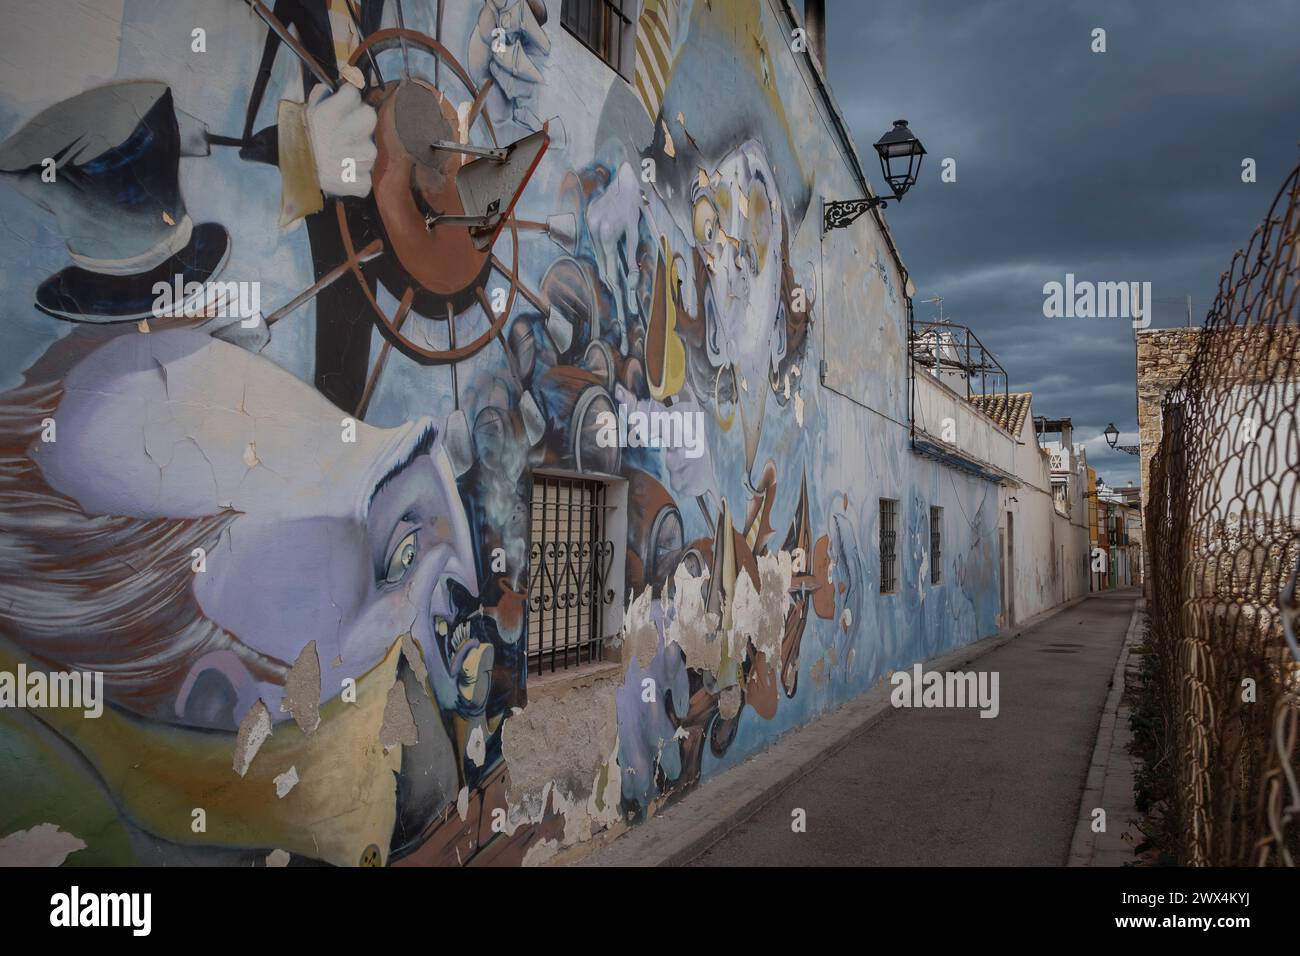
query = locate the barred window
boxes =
[528,475,615,674]
[930,506,943,584]
[880,498,897,593]
[561,0,634,77]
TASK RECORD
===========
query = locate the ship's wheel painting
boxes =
[251,4,551,419]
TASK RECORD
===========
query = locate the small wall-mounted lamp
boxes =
[1103,423,1141,456]
[824,119,927,233]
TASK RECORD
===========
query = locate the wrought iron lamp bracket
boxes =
[823,197,890,233]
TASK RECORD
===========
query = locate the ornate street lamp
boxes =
[876,118,927,197]
[824,119,927,233]
[1104,422,1140,455]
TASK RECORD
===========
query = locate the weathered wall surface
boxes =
[913,373,1090,626]
[1000,419,1090,623]
[913,372,1018,477]
[1136,328,1203,517]
[0,0,1007,867]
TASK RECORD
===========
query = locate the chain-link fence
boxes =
[1146,159,1300,866]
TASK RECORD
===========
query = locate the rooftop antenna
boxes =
[917,295,948,385]
[922,294,944,322]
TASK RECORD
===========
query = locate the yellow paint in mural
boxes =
[646,235,687,402]
[633,0,686,120]
[276,100,325,226]
[633,0,799,169]
[0,634,405,867]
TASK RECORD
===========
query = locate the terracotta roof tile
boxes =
[971,391,1033,435]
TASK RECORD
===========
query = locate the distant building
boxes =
[1090,480,1142,589]
[914,375,1093,623]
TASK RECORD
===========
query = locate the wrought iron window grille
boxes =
[527,474,616,675]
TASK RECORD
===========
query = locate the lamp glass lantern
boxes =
[873,119,926,200]
[1104,422,1120,449]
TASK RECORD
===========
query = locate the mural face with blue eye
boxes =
[27,328,486,736]
[359,433,498,723]
[15,326,514,855]
[692,142,785,378]
[384,529,419,586]
[691,140,788,476]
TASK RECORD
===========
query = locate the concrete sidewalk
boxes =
[1067,598,1145,866]
[581,589,1138,867]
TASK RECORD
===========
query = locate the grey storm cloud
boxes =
[825,0,1300,486]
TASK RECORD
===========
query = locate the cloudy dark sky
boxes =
[825,0,1300,487]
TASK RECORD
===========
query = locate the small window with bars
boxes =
[528,475,615,675]
[929,506,943,584]
[561,0,634,77]
[880,498,898,593]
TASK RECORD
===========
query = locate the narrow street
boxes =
[688,591,1139,867]
[2,3,1296,935]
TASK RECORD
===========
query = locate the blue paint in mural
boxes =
[0,0,1001,866]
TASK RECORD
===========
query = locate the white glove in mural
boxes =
[305,83,377,199]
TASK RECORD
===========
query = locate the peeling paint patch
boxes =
[660,119,676,158]
[728,551,793,662]
[467,724,486,766]
[233,699,272,777]
[280,640,321,734]
[399,632,429,695]
[521,836,560,867]
[658,552,793,681]
[379,678,418,752]
[501,677,618,811]
[274,765,299,798]
[663,563,719,672]
[0,823,86,866]
[718,684,742,719]
[621,584,660,669]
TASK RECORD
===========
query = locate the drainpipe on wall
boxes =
[777,0,913,434]
[777,0,909,291]
[908,294,917,451]
[804,0,826,68]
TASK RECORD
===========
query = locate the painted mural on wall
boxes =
[0,0,999,867]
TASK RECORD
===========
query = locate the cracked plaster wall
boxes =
[0,0,1014,867]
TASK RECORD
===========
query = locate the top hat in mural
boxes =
[0,81,229,323]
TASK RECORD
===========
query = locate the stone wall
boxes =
[1136,328,1203,593]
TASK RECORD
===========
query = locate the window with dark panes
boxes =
[561,0,633,77]
[880,498,897,593]
[930,506,943,584]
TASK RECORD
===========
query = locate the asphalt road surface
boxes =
[689,590,1137,867]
